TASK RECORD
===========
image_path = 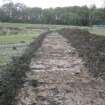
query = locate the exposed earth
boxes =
[15,32,105,105]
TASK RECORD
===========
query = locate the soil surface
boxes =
[15,32,105,105]
[60,29,105,79]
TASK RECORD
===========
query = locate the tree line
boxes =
[0,3,105,26]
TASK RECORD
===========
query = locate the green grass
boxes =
[0,22,67,45]
[1,22,105,34]
[0,56,9,65]
[0,22,62,30]
[0,29,42,44]
[0,23,45,65]
[0,47,25,65]
[89,27,105,36]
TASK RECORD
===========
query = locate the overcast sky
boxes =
[0,0,104,8]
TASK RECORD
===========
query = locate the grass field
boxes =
[0,22,105,65]
[0,29,42,44]
[0,47,26,65]
[1,22,105,34]
[0,22,45,65]
[89,27,105,36]
[0,22,65,31]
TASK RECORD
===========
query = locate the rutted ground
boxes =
[16,32,105,105]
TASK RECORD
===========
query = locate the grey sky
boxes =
[0,0,104,8]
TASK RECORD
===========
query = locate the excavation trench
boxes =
[15,32,105,105]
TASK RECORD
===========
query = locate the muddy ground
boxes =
[15,32,105,105]
[60,29,105,79]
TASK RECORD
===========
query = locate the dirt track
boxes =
[15,32,105,105]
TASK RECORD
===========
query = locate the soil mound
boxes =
[60,28,105,79]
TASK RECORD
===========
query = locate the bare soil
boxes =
[60,29,105,79]
[15,32,105,105]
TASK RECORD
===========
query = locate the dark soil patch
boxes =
[59,28,105,79]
